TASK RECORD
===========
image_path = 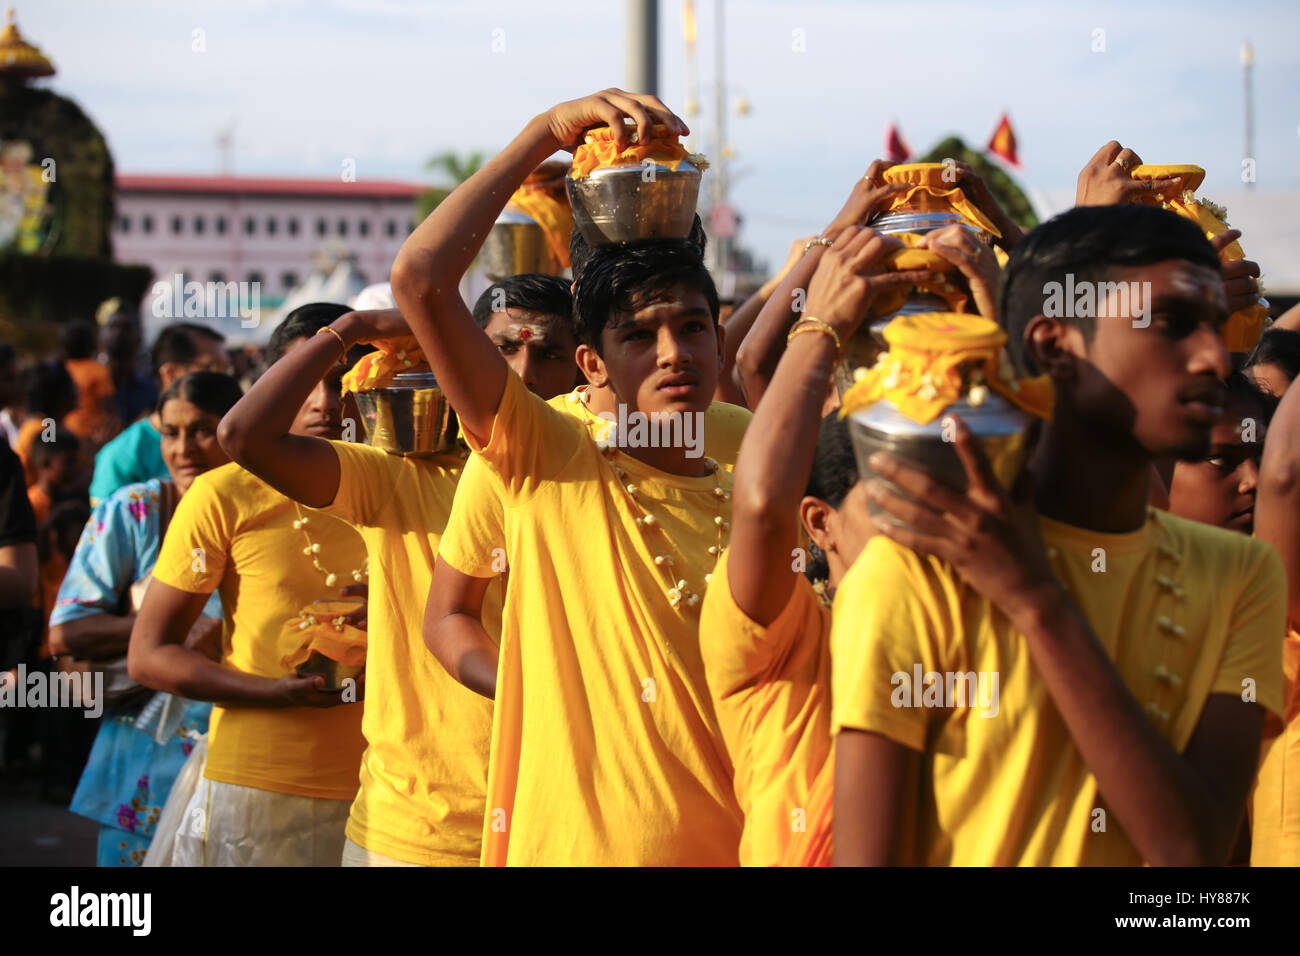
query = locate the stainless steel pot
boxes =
[848,390,1033,526]
[567,160,702,246]
[868,209,986,239]
[353,370,458,456]
[481,208,552,280]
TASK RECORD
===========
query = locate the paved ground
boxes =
[0,776,98,867]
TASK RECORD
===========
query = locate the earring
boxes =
[827,542,837,553]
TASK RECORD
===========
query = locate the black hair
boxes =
[1249,327,1300,384]
[803,411,859,583]
[569,213,708,285]
[1223,368,1278,425]
[30,429,79,469]
[472,274,573,333]
[571,239,719,353]
[157,371,245,420]
[61,320,99,360]
[0,343,14,367]
[267,302,352,364]
[24,363,75,418]
[150,322,225,379]
[998,204,1222,374]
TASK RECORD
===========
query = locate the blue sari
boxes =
[50,479,222,866]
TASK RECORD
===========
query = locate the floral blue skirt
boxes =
[70,693,211,867]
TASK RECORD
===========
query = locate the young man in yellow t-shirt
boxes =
[217,276,583,867]
[426,215,752,698]
[429,382,751,699]
[833,203,1286,866]
[392,89,746,865]
[129,305,369,866]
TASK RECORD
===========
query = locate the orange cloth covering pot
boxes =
[570,123,709,180]
[341,337,427,396]
[839,313,1053,425]
[1129,164,1267,352]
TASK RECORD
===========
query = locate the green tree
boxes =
[917,136,1039,230]
[415,150,485,223]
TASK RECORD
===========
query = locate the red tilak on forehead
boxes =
[519,327,533,341]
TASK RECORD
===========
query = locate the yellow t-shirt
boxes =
[832,508,1285,866]
[311,440,500,866]
[1251,629,1300,865]
[466,372,744,865]
[699,549,832,866]
[152,462,368,800]
[438,385,751,585]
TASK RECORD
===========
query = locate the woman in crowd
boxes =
[47,371,243,866]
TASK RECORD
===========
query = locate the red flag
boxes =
[986,113,1021,168]
[883,121,911,164]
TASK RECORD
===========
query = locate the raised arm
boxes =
[714,238,809,405]
[728,227,916,624]
[218,308,410,509]
[391,89,687,446]
[735,162,909,408]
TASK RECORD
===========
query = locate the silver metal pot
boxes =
[353,370,458,456]
[848,390,1033,526]
[567,160,702,246]
[868,209,986,239]
[481,208,552,280]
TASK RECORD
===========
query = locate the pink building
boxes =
[113,174,424,299]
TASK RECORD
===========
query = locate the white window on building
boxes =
[288,218,299,237]
[193,216,205,235]
[359,219,369,237]
[216,216,227,235]
[142,215,154,234]
[171,215,183,235]
[118,216,131,233]
[281,271,298,291]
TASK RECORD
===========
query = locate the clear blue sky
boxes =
[19,0,1300,272]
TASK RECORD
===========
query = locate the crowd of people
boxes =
[3,88,1300,866]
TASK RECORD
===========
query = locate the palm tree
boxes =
[415,151,485,222]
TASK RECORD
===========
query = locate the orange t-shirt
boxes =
[64,358,115,439]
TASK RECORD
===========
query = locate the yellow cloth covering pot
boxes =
[1130,164,1267,352]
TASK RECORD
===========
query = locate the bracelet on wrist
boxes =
[786,316,843,358]
[803,236,834,254]
[316,324,348,362]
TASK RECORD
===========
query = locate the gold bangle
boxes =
[316,324,347,361]
[804,236,834,254]
[786,316,842,357]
